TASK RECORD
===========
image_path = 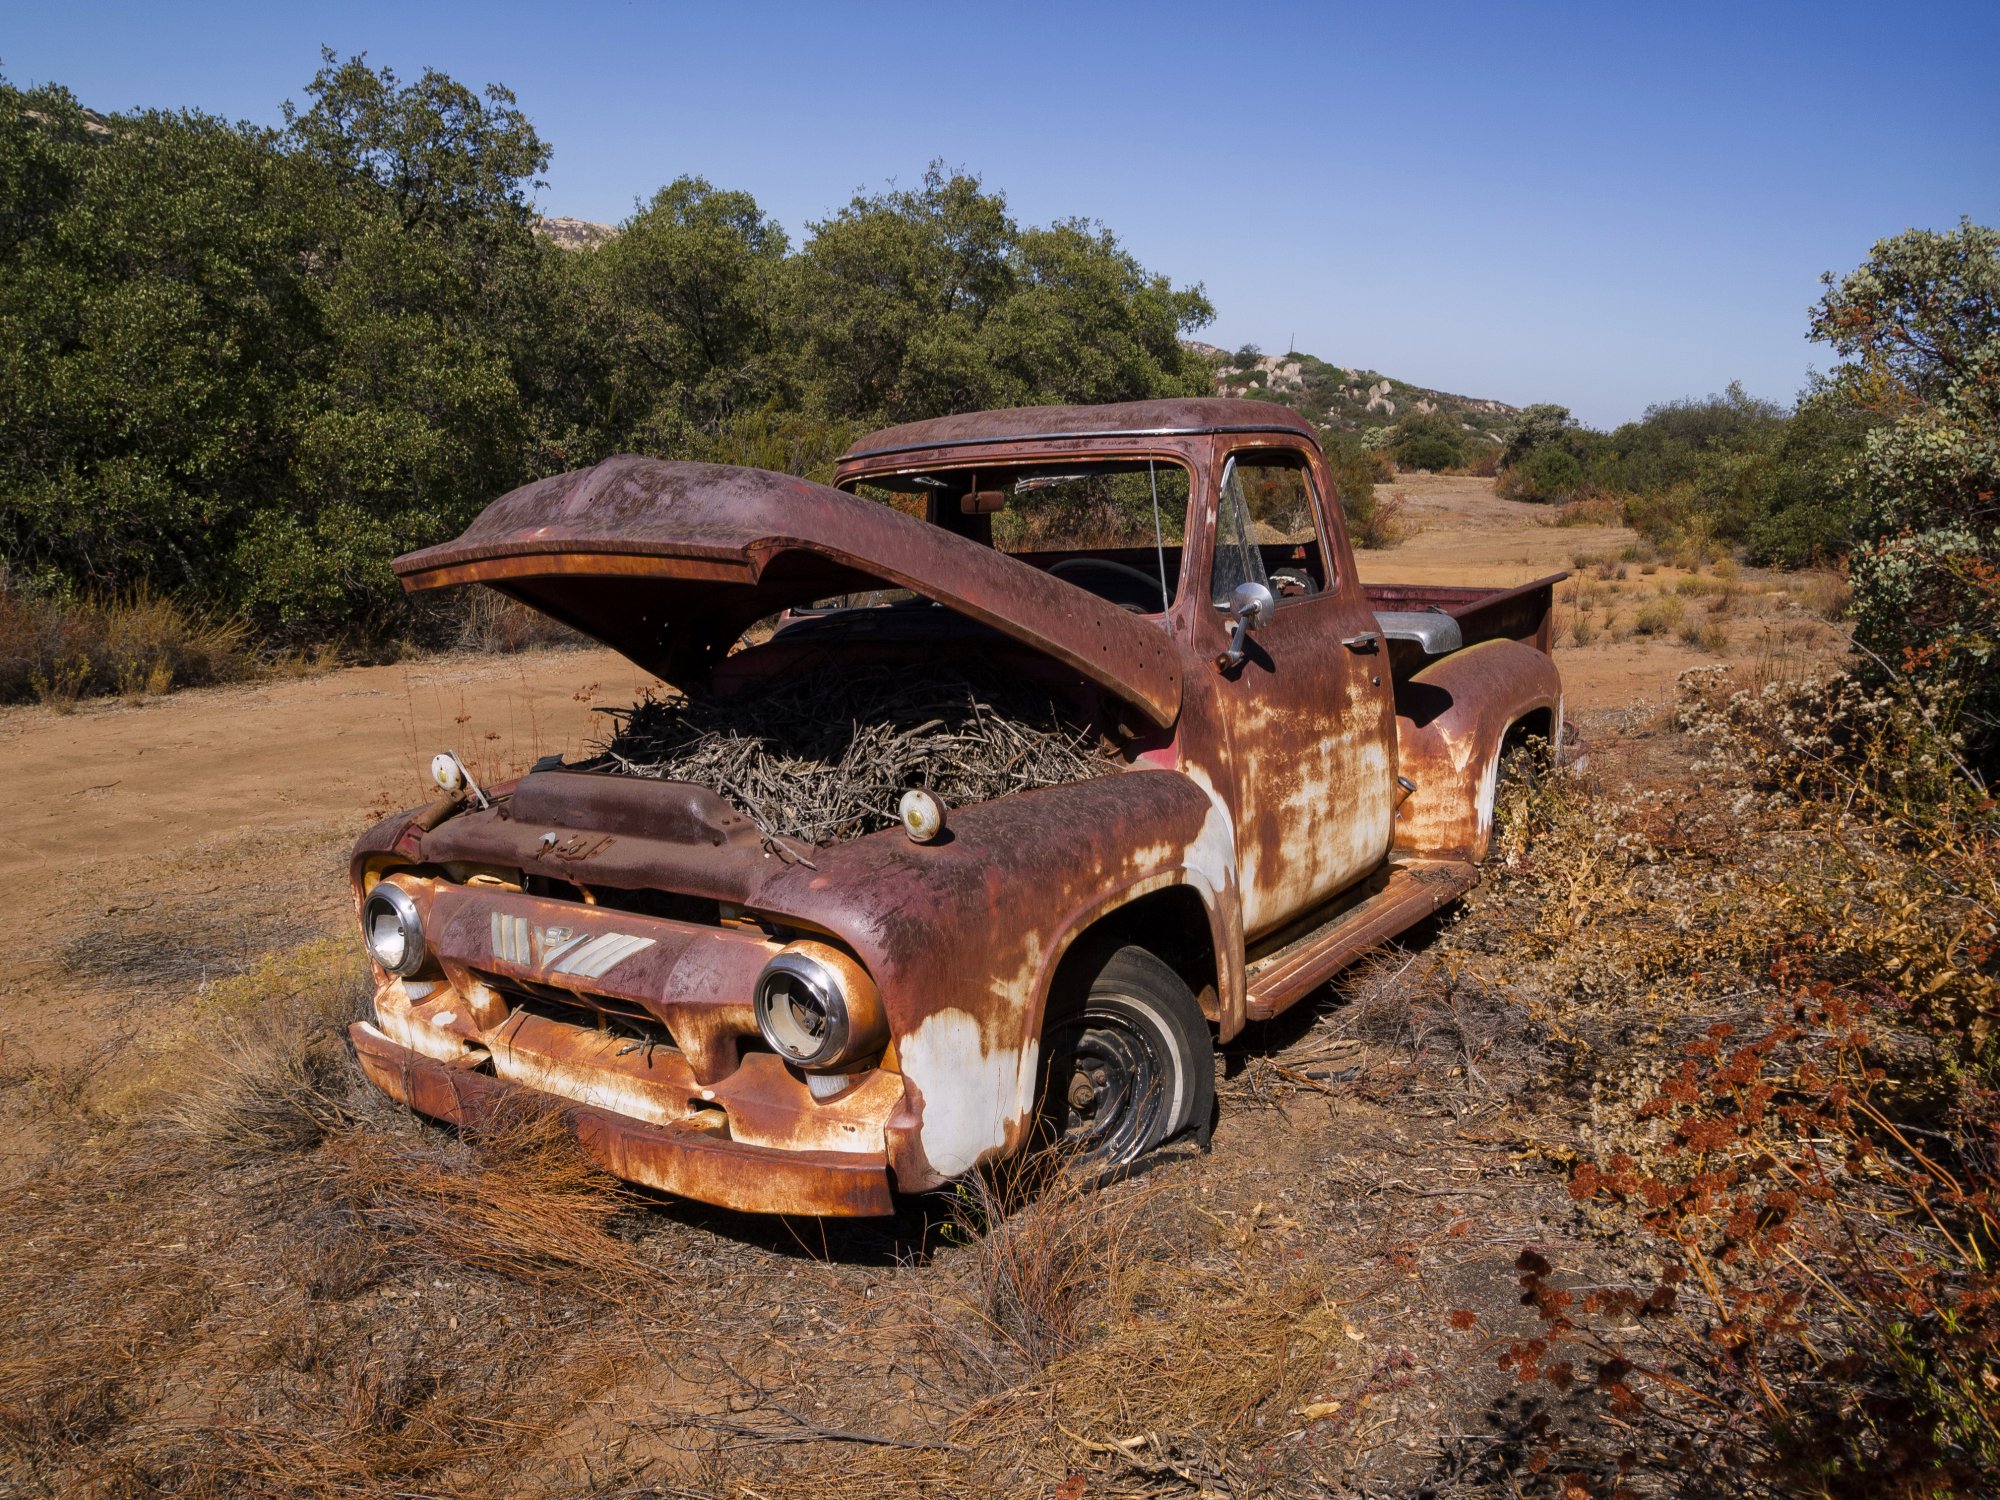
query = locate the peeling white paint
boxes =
[370,991,463,1064]
[1340,736,1396,874]
[899,1008,1037,1176]
[494,1042,687,1127]
[1472,745,1504,850]
[1181,782,1236,899]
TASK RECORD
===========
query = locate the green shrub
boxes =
[1323,435,1375,522]
[1394,435,1458,472]
[0,67,1216,654]
[1499,403,1581,469]
[1631,594,1686,635]
[1521,446,1583,501]
[1456,441,1502,477]
[1812,220,2000,768]
[1389,410,1467,472]
[1744,497,1866,568]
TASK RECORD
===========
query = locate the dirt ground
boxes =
[0,476,1856,1497]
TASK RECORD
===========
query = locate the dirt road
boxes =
[1360,474,1638,588]
[6,648,654,901]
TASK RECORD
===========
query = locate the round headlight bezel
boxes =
[362,881,428,978]
[752,942,887,1072]
[754,949,851,1067]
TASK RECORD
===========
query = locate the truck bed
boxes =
[1363,572,1564,657]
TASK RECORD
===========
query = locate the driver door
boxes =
[1206,448,1396,937]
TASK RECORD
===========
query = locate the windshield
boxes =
[845,459,1191,614]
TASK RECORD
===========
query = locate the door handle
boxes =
[1342,631,1380,653]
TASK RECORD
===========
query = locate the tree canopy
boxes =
[1816,221,2000,760]
[0,62,1214,642]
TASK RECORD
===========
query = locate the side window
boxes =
[1209,457,1269,606]
[1209,452,1330,607]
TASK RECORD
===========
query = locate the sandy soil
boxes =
[4,648,653,902]
[1360,475,1637,588]
[1357,472,1845,706]
[0,649,652,1092]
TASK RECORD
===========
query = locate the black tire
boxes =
[1035,942,1214,1172]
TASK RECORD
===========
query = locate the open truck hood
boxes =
[393,455,1183,728]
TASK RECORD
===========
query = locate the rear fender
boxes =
[1392,638,1561,863]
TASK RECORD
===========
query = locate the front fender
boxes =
[750,769,1234,1190]
[1392,638,1562,863]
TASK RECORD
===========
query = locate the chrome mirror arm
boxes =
[1215,580,1276,670]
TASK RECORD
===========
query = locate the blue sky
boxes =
[7,1,1996,427]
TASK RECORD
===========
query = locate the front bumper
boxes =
[348,877,909,1215]
[351,1022,896,1216]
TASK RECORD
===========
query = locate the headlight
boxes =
[753,941,887,1070]
[362,881,428,977]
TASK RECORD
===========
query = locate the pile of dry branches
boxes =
[585,663,1117,844]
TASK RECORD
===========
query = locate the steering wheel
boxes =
[1270,567,1319,599]
[1047,557,1169,613]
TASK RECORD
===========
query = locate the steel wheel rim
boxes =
[1049,1002,1170,1164]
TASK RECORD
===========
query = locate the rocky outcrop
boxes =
[1184,340,1518,441]
[534,216,617,251]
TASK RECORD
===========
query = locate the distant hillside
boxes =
[533,215,617,250]
[1185,340,1517,445]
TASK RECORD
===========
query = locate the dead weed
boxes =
[0,939,667,1499]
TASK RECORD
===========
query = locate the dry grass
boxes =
[1351,487,1415,549]
[60,902,328,993]
[1798,568,1853,620]
[12,639,1979,1496]
[0,917,1403,1498]
[1630,593,1686,636]
[718,1178,1366,1498]
[452,588,589,655]
[591,664,1116,845]
[0,942,670,1499]
[1442,668,2000,1493]
[1677,616,1729,652]
[0,584,251,706]
[149,979,361,1161]
[1551,495,1624,528]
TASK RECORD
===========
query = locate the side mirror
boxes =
[1216,580,1276,670]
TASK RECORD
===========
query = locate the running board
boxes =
[1242,859,1478,1022]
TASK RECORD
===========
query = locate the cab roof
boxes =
[841,398,1321,465]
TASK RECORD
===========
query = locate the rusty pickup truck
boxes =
[348,399,1562,1215]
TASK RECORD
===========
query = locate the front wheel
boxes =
[1035,943,1214,1172]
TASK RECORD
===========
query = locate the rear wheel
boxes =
[1035,943,1213,1172]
